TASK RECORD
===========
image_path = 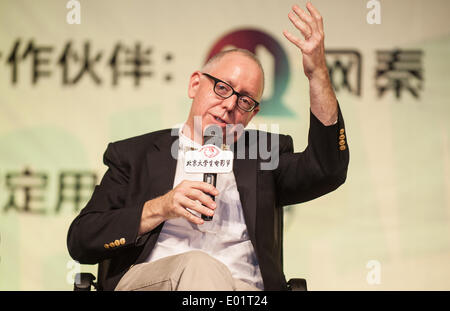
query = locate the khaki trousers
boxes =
[114,250,261,291]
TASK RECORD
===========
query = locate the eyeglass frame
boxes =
[201,72,260,112]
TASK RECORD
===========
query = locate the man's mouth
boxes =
[213,115,228,124]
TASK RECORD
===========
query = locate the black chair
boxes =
[74,259,110,291]
[74,259,307,291]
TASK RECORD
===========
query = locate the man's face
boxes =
[185,53,264,143]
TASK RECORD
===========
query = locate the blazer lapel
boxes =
[145,130,178,199]
[134,130,178,264]
[232,133,258,246]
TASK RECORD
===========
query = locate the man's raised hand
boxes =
[283,2,328,81]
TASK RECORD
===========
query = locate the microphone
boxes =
[202,125,222,221]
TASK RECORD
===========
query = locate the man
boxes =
[67,2,349,291]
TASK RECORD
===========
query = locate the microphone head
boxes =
[203,124,223,147]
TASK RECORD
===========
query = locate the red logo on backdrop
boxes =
[201,145,220,158]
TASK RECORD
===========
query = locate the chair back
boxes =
[96,259,111,290]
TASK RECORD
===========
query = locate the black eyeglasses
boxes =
[202,72,260,112]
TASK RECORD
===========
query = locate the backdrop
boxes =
[0,0,449,290]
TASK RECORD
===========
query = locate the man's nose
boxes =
[222,94,238,111]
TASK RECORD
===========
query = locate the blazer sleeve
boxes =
[67,142,145,264]
[274,104,349,206]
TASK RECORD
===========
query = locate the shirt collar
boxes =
[178,124,202,152]
[178,124,231,152]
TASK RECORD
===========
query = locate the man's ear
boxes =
[188,71,202,99]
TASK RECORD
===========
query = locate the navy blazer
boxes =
[67,107,349,291]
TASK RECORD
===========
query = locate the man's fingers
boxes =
[176,198,205,225]
[292,4,319,36]
[188,181,219,196]
[177,189,215,218]
[283,30,305,51]
[165,180,219,224]
[186,188,216,211]
[306,2,324,34]
[288,11,312,40]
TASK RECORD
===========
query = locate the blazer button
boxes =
[114,240,120,247]
[104,244,110,249]
[120,238,126,245]
[340,128,345,135]
[109,242,115,248]
[339,134,345,140]
[339,145,347,151]
[339,140,346,146]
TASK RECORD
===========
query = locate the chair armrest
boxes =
[74,273,96,291]
[287,278,308,291]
